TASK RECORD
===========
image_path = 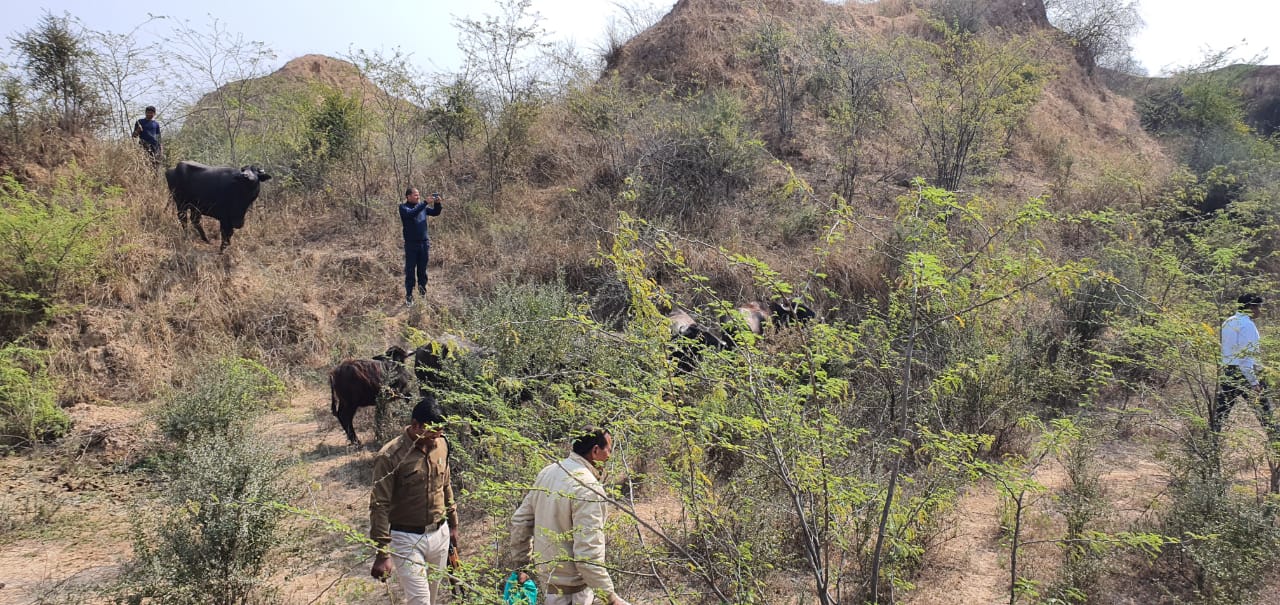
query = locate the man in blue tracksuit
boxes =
[399,187,443,305]
[131,105,162,167]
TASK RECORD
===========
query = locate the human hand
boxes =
[371,555,393,581]
[609,594,632,605]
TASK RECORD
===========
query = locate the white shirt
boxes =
[1221,312,1262,385]
[507,453,616,597]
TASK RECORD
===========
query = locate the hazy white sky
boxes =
[1131,0,1276,74]
[2,0,662,75]
[2,0,1275,78]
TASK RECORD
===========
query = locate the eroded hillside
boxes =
[3,0,1280,603]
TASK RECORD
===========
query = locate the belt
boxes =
[390,521,442,535]
[547,583,587,595]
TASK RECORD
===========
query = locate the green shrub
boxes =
[0,173,120,340]
[1162,474,1280,603]
[0,343,69,449]
[156,357,285,443]
[123,431,295,605]
[627,92,766,218]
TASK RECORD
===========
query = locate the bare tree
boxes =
[593,0,665,69]
[83,18,165,138]
[346,47,431,191]
[1045,0,1144,73]
[455,0,549,106]
[162,16,274,165]
[455,0,552,198]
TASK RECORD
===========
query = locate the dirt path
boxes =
[0,390,383,605]
[901,481,1008,605]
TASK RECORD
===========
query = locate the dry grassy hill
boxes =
[4,0,1280,603]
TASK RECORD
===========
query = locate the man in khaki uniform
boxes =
[507,426,632,605]
[369,398,460,605]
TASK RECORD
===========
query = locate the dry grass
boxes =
[2,1,1238,603]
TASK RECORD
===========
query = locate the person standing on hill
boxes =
[131,105,162,167]
[1215,293,1280,443]
[399,187,443,306]
[506,426,632,605]
[369,397,460,605]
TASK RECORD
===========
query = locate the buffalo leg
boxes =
[337,407,360,445]
[189,209,212,244]
[219,224,234,252]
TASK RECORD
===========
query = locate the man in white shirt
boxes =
[506,427,632,605]
[1215,293,1279,442]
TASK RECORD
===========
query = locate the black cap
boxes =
[411,396,445,426]
[1238,293,1264,309]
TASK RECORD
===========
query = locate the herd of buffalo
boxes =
[328,301,815,445]
[158,160,815,444]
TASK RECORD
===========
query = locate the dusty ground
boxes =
[3,395,1280,604]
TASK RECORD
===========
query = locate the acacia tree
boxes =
[9,12,100,135]
[807,24,894,202]
[893,24,1050,191]
[746,18,808,147]
[0,67,25,152]
[425,74,481,165]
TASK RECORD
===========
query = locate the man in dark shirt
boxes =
[369,397,460,605]
[131,105,162,166]
[399,187,443,305]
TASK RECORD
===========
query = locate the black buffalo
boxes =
[730,300,817,336]
[166,161,271,252]
[329,346,415,445]
[714,300,818,349]
[411,335,490,394]
[669,309,732,373]
[771,299,817,328]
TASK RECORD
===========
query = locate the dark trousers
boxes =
[1213,365,1280,442]
[141,142,162,168]
[404,241,429,300]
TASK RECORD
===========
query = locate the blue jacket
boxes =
[399,200,442,243]
[134,118,160,146]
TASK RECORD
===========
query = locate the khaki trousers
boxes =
[545,590,595,605]
[389,523,450,605]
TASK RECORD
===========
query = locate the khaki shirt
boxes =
[369,431,458,550]
[507,453,616,597]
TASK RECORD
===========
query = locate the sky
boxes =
[1130,0,1277,75]
[2,0,673,76]
[2,0,1276,80]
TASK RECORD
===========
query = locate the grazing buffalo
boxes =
[669,309,732,373]
[166,161,271,252]
[770,299,816,328]
[735,302,773,336]
[726,300,817,337]
[329,346,415,445]
[411,335,491,396]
